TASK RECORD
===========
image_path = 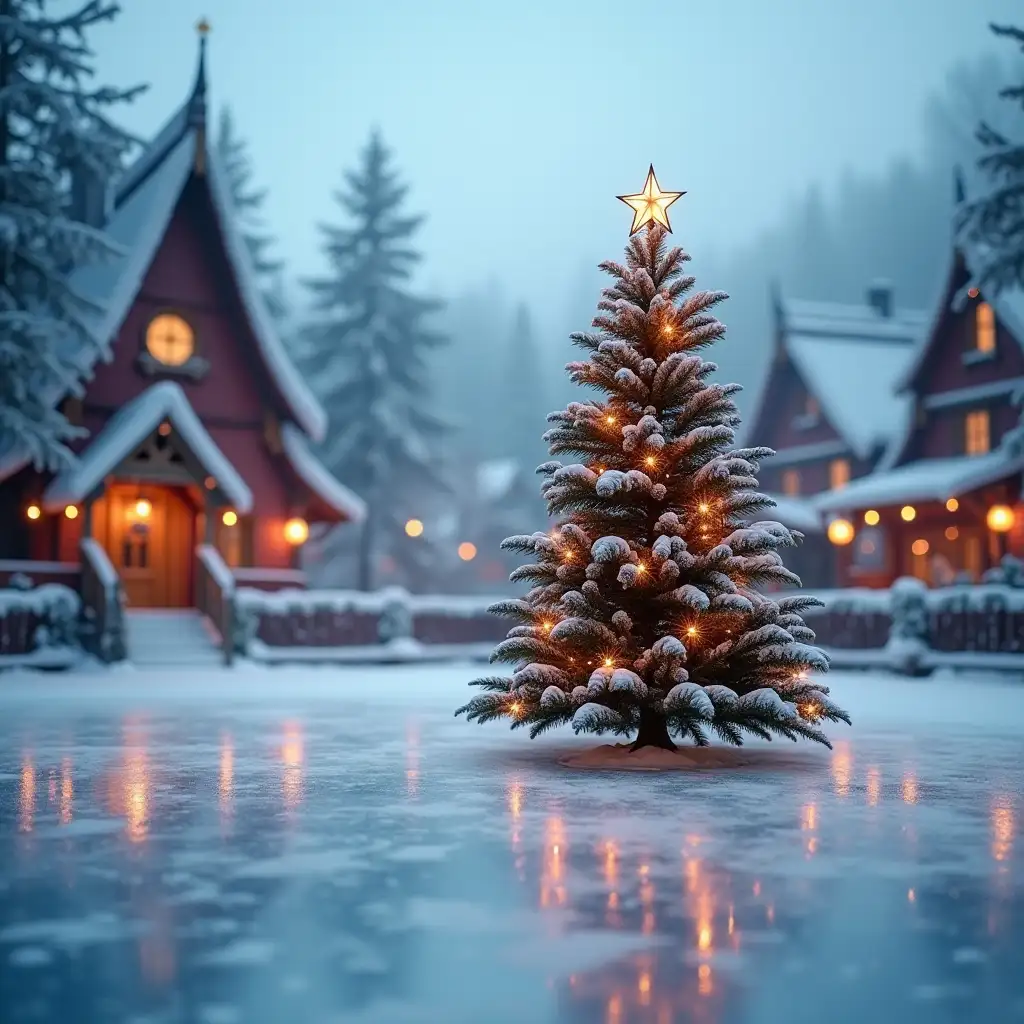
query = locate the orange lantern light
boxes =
[827,518,855,546]
[26,504,41,521]
[283,517,309,546]
[221,509,238,527]
[64,505,79,520]
[986,504,1015,534]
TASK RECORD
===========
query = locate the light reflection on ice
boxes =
[59,757,73,827]
[18,751,34,834]
[280,720,303,815]
[901,769,919,805]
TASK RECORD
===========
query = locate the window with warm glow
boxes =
[829,458,850,490]
[964,409,990,455]
[975,302,995,354]
[145,313,195,367]
[782,469,800,496]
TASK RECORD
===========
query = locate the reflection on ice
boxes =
[281,720,303,815]
[901,769,919,805]
[219,732,234,832]
[19,751,34,834]
[867,765,881,806]
[59,756,73,827]
[991,796,1014,865]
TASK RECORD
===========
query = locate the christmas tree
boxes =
[300,130,448,591]
[960,22,1024,290]
[0,0,142,470]
[457,168,850,753]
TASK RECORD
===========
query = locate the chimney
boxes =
[69,161,110,228]
[866,280,893,319]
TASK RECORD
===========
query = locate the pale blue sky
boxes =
[93,0,1018,306]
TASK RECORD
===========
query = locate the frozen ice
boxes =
[0,663,1020,1023]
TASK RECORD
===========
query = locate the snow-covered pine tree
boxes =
[215,106,286,321]
[961,22,1024,290]
[301,129,447,591]
[457,218,850,752]
[0,0,142,469]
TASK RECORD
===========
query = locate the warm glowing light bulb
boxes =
[911,538,929,556]
[987,504,1015,533]
[900,505,916,522]
[134,498,152,519]
[64,505,78,520]
[636,562,646,573]
[945,497,959,512]
[945,526,959,541]
[458,541,477,561]
[604,657,613,667]
[827,518,855,546]
[405,518,424,537]
[542,621,552,631]
[563,551,574,561]
[662,324,674,336]
[698,503,709,514]
[644,456,656,467]
[687,626,697,637]
[284,517,309,545]
[26,504,41,521]
[606,415,616,424]
[222,509,238,527]
[864,509,880,526]
[509,702,522,716]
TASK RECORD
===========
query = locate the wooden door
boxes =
[97,485,195,608]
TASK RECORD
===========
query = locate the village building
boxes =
[743,282,926,586]
[0,33,363,625]
[817,219,1024,587]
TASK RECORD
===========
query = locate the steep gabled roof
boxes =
[67,34,327,444]
[745,289,924,461]
[43,381,253,513]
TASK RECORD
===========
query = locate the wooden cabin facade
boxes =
[0,35,363,614]
[817,240,1024,587]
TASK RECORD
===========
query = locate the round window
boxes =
[145,313,195,367]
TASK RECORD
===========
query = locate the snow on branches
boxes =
[457,224,849,751]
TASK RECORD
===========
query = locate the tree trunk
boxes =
[630,710,677,752]
[356,506,375,592]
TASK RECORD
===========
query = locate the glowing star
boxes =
[617,165,685,235]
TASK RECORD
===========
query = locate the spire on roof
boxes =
[190,19,210,174]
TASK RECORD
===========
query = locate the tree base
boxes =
[630,713,677,752]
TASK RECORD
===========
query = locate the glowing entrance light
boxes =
[987,504,1015,533]
[827,518,855,546]
[283,517,309,545]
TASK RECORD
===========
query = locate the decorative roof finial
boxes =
[188,18,209,129]
[197,17,211,36]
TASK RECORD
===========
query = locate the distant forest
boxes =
[430,48,1022,470]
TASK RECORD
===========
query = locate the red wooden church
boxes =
[0,32,363,613]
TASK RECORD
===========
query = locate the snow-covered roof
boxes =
[43,381,253,513]
[754,494,823,534]
[815,449,1024,513]
[66,43,327,443]
[280,423,366,523]
[780,297,923,460]
[476,459,521,503]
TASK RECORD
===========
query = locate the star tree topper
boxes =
[617,165,685,235]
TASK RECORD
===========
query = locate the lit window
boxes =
[829,458,850,490]
[964,409,990,456]
[145,313,195,367]
[782,469,800,496]
[975,302,995,354]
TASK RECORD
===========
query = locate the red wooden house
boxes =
[743,282,926,585]
[0,34,363,616]
[817,212,1024,586]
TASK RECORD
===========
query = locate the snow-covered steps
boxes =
[124,609,224,668]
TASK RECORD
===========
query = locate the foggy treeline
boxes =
[430,48,1020,467]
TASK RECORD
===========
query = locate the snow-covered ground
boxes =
[0,665,1021,1024]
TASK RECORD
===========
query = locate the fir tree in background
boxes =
[0,0,142,469]
[458,173,850,753]
[301,130,447,591]
[961,23,1024,290]
[497,303,548,466]
[215,106,286,321]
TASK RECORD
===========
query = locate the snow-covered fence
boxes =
[0,584,81,669]
[232,587,508,660]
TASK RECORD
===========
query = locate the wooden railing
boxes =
[196,544,236,666]
[79,539,126,663]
